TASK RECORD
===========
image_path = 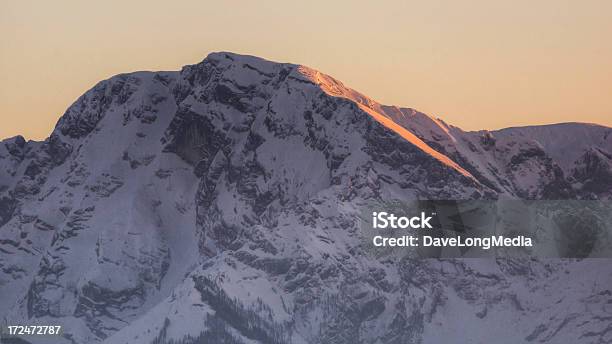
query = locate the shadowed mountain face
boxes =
[1,52,611,344]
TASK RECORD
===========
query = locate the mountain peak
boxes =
[203,51,293,72]
[201,51,377,107]
[194,52,476,178]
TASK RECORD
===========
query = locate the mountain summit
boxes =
[1,52,611,343]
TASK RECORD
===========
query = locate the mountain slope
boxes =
[380,107,612,199]
[0,52,611,344]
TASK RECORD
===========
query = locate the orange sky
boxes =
[1,0,611,140]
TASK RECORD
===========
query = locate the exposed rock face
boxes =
[1,52,611,344]
[571,147,612,197]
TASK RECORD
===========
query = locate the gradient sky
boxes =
[1,0,611,140]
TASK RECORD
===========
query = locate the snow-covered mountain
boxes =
[0,52,611,344]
